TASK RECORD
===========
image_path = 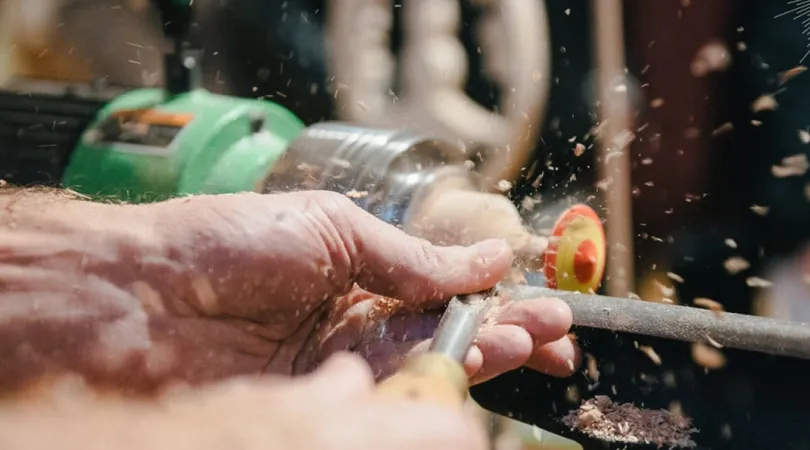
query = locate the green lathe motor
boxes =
[62,0,304,203]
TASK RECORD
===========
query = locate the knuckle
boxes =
[308,190,357,215]
[412,238,445,268]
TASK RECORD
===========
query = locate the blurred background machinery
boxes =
[3,1,810,448]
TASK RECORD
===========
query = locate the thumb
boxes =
[333,199,513,307]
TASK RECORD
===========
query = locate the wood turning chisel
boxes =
[375,291,493,406]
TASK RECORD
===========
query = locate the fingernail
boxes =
[472,239,511,265]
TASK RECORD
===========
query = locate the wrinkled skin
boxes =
[0,188,581,450]
[0,354,491,450]
[0,189,578,392]
[151,191,579,385]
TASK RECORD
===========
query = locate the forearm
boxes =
[0,187,193,392]
[0,390,287,450]
[0,187,162,263]
[0,400,195,450]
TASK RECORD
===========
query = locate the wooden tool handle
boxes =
[375,353,469,407]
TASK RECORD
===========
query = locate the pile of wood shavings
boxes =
[562,396,697,448]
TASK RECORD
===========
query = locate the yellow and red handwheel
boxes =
[543,204,606,293]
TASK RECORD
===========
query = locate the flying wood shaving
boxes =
[692,343,726,370]
[779,66,807,85]
[705,334,724,349]
[750,205,769,216]
[345,190,368,199]
[724,238,738,249]
[800,130,810,144]
[655,280,675,297]
[667,272,685,283]
[772,154,809,178]
[694,298,725,318]
[367,297,405,322]
[712,122,734,137]
[650,98,665,108]
[573,143,586,157]
[723,257,750,275]
[585,353,600,382]
[639,346,662,365]
[496,180,513,192]
[520,196,538,211]
[752,94,778,112]
[691,41,731,77]
[746,277,773,288]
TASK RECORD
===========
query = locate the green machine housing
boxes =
[62,89,304,203]
[62,0,305,203]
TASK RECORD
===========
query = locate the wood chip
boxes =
[520,196,538,212]
[585,353,600,382]
[667,272,685,283]
[692,343,726,370]
[711,122,734,137]
[655,280,675,297]
[691,41,731,77]
[750,204,769,216]
[368,296,405,322]
[705,334,724,349]
[723,256,750,274]
[573,143,586,157]
[779,66,807,85]
[694,297,725,318]
[752,94,778,112]
[345,189,368,199]
[746,276,773,288]
[496,180,513,192]
[639,346,662,365]
[772,154,810,178]
[563,396,697,448]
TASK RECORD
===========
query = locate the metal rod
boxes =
[507,285,810,360]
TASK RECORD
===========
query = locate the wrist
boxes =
[0,191,171,289]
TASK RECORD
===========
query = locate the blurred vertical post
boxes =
[592,0,635,297]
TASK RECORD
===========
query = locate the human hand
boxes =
[146,191,577,384]
[0,189,577,391]
[0,353,487,450]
